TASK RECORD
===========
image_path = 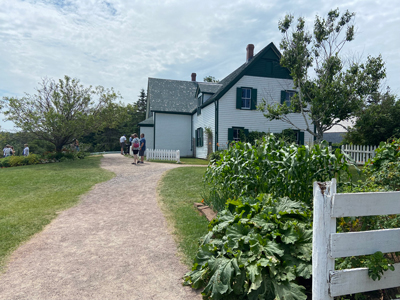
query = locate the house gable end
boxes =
[200,43,292,109]
[245,47,291,79]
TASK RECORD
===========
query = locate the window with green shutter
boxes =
[236,87,257,110]
[196,127,204,147]
[280,90,296,106]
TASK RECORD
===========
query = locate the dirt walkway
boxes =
[0,154,203,300]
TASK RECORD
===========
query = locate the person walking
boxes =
[23,144,29,156]
[74,139,79,152]
[139,133,146,164]
[3,145,12,157]
[120,135,127,155]
[131,133,140,164]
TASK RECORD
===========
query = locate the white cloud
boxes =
[1,0,399,131]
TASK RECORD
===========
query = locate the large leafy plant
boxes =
[184,194,312,300]
[204,134,351,211]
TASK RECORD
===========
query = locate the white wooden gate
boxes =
[312,178,400,299]
[146,149,180,163]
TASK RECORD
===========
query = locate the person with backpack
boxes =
[138,133,146,164]
[131,133,140,165]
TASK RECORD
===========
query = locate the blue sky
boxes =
[1,0,399,131]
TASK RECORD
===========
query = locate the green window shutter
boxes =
[228,128,233,144]
[236,88,242,109]
[299,131,305,145]
[280,90,286,104]
[200,128,203,147]
[251,89,257,110]
[195,129,198,147]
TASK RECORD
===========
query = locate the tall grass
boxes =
[0,156,114,270]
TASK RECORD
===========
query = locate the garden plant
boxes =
[185,135,400,300]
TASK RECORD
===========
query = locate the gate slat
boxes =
[330,262,400,297]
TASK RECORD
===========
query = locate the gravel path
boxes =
[0,154,203,300]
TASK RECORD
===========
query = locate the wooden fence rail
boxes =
[312,179,400,299]
[146,149,180,163]
[341,144,377,165]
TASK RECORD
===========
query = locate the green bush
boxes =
[0,157,11,168]
[184,194,312,300]
[9,156,25,167]
[204,134,351,211]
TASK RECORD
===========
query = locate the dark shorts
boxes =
[139,148,145,156]
[120,142,125,148]
[133,149,139,155]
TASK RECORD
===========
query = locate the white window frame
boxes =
[241,88,251,109]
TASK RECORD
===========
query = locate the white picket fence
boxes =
[312,178,400,299]
[341,144,377,165]
[146,149,180,163]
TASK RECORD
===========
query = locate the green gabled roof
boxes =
[148,78,198,113]
[138,116,154,127]
[201,42,292,108]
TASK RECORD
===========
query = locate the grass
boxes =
[157,166,210,266]
[0,156,114,270]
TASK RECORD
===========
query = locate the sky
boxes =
[1,0,399,132]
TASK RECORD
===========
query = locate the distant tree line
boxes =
[1,76,147,154]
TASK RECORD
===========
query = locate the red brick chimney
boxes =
[246,44,254,62]
[191,73,197,81]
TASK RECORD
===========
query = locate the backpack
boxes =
[133,139,140,148]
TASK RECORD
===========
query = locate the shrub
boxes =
[1,157,11,167]
[27,154,40,165]
[184,194,312,300]
[9,156,25,167]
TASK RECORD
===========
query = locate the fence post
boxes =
[312,179,337,300]
[176,150,180,163]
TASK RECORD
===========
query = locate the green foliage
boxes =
[344,89,400,145]
[361,138,400,190]
[261,9,386,142]
[204,134,351,211]
[204,76,220,83]
[184,194,312,300]
[2,75,121,151]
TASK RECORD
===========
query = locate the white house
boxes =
[139,42,314,158]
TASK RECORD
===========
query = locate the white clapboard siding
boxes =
[312,179,400,300]
[330,262,400,297]
[146,149,180,163]
[341,144,377,165]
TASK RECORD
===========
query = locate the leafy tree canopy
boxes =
[344,89,400,145]
[203,76,220,83]
[259,8,386,142]
[2,75,121,151]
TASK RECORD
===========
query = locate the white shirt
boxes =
[23,147,29,156]
[120,136,126,143]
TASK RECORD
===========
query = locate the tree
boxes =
[2,75,121,151]
[344,89,400,145]
[203,76,220,83]
[259,8,386,142]
[136,88,147,120]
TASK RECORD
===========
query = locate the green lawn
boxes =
[157,166,210,266]
[146,157,209,165]
[0,156,114,270]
